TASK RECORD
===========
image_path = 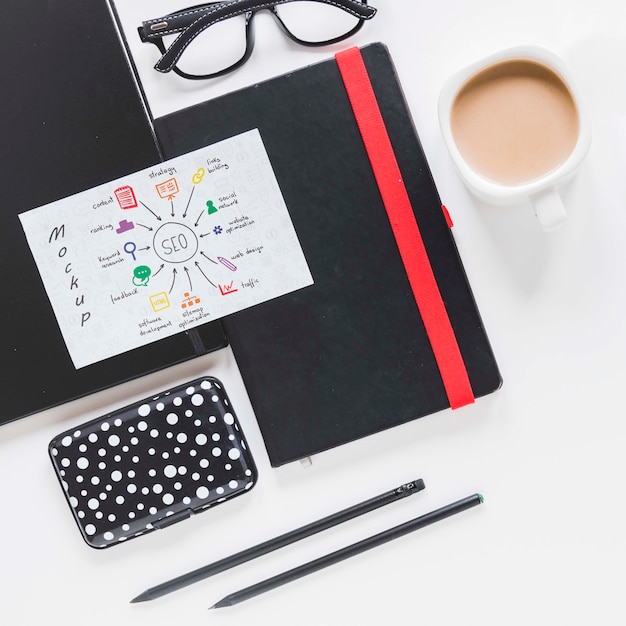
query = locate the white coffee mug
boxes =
[438,45,591,231]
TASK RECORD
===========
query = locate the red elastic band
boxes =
[335,47,474,409]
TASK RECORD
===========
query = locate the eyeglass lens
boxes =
[172,14,249,77]
[275,1,364,43]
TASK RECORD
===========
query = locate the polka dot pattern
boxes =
[49,377,257,549]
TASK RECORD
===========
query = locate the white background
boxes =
[2,1,626,624]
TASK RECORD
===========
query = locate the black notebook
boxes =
[0,0,226,426]
[154,43,502,466]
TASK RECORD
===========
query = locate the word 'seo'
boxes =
[19,129,313,368]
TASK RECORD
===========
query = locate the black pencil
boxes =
[209,492,483,609]
[131,478,425,603]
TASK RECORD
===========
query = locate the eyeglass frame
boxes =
[137,0,377,80]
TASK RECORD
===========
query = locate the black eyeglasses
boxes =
[138,0,377,80]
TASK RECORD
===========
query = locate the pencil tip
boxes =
[130,591,151,603]
[209,598,231,609]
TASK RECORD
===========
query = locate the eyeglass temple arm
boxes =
[139,0,376,74]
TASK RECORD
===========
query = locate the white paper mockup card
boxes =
[20,130,313,368]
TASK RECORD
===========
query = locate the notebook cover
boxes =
[0,0,226,426]
[153,43,502,466]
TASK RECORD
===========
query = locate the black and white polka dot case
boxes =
[49,376,257,549]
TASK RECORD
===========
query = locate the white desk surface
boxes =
[3,1,626,624]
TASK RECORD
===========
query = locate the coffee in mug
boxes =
[439,46,591,231]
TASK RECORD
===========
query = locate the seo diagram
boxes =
[20,130,313,368]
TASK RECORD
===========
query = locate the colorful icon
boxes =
[206,200,218,215]
[213,225,223,235]
[133,265,152,287]
[114,185,138,209]
[192,168,205,185]
[150,292,170,312]
[219,281,238,295]
[124,241,137,261]
[116,219,135,234]
[217,256,237,271]
[181,292,201,309]
[156,178,180,200]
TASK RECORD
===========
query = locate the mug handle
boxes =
[530,186,566,231]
